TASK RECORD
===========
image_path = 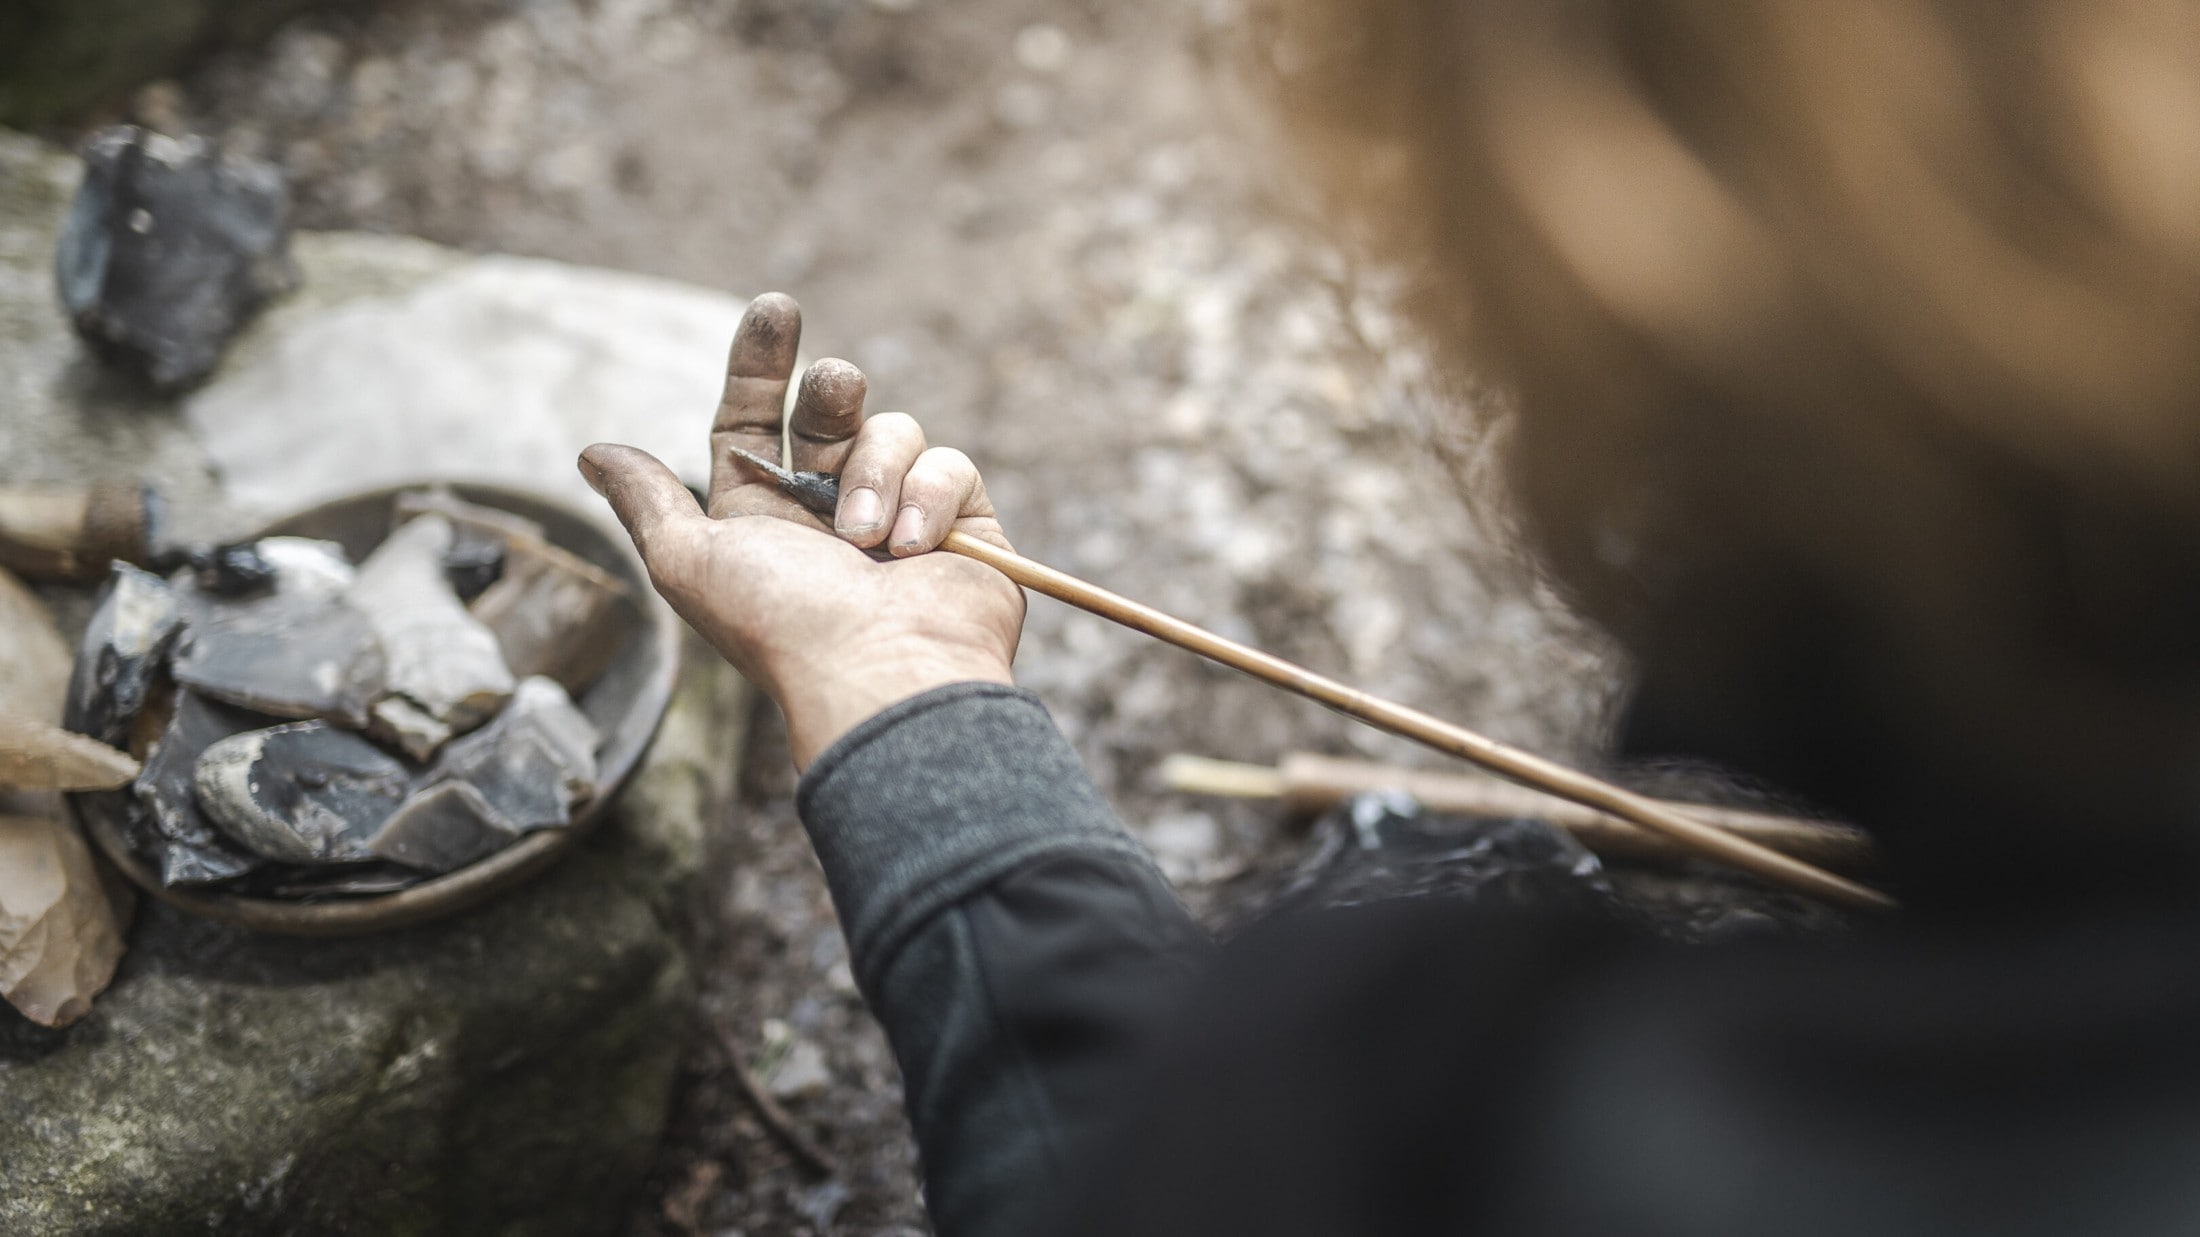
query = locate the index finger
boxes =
[708,292,802,515]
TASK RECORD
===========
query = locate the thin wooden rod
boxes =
[942,530,1894,911]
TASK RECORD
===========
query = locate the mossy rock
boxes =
[0,0,335,129]
[0,646,746,1236]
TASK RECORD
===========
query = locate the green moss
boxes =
[0,0,335,128]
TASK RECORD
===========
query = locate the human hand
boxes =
[578,293,1025,769]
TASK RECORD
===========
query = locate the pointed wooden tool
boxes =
[731,447,1895,911]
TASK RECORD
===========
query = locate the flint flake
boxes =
[170,588,386,727]
[133,691,268,886]
[348,514,514,758]
[64,563,183,747]
[370,781,520,874]
[193,721,410,864]
[56,126,297,390]
[430,676,598,833]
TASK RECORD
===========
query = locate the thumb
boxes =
[578,443,704,568]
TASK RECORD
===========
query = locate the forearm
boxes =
[796,684,1213,1237]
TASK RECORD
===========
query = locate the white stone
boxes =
[187,233,747,528]
[1013,24,1072,74]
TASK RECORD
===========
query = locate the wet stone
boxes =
[63,564,182,748]
[193,722,411,864]
[169,589,385,728]
[55,126,298,391]
[130,692,270,887]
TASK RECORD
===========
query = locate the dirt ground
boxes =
[127,1,1645,1232]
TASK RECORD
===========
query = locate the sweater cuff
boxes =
[795,682,1158,994]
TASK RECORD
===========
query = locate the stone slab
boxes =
[189,235,745,524]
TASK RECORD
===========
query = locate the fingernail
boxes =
[576,450,607,495]
[890,505,925,553]
[837,486,883,533]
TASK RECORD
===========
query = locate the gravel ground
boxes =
[115,2,1643,1232]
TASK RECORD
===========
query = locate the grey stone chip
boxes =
[192,721,411,864]
[133,691,270,886]
[169,588,386,728]
[64,563,184,748]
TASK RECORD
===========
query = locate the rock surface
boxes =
[0,648,747,1235]
[64,564,184,748]
[169,586,385,726]
[185,240,742,521]
[0,132,234,546]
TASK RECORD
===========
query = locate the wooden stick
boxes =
[729,450,1894,910]
[719,1028,839,1179]
[1159,752,1878,874]
[941,530,1894,911]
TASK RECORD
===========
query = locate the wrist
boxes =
[777,643,1014,770]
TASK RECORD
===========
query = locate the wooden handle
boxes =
[0,483,154,582]
[942,530,1894,911]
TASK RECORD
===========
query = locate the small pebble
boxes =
[767,1038,832,1101]
[1013,23,1071,74]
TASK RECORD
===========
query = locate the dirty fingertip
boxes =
[576,445,613,494]
[837,486,884,536]
[889,505,927,555]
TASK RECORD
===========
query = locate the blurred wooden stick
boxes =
[941,530,1894,910]
[1159,752,1877,875]
[720,1028,838,1180]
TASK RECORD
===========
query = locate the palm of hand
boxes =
[653,513,1024,711]
[582,293,1026,767]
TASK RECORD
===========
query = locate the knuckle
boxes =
[928,445,974,468]
[913,445,974,480]
[903,459,954,497]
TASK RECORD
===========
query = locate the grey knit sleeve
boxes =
[794,681,1167,995]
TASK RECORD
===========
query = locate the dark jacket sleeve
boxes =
[795,682,1213,1237]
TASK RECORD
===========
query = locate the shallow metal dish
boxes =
[73,482,682,936]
